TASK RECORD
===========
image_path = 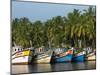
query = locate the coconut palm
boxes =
[12,6,96,49]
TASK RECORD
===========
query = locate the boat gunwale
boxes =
[12,49,33,56]
[12,55,32,60]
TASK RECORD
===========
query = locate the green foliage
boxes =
[12,6,96,48]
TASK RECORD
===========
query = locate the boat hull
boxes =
[33,50,53,64]
[12,56,32,64]
[72,51,85,62]
[53,49,73,63]
[34,55,52,63]
[55,54,73,62]
[72,55,85,62]
[86,55,96,61]
[12,50,33,64]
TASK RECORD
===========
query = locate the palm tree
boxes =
[12,6,96,49]
[82,6,96,48]
[32,21,44,48]
[66,9,82,47]
[12,17,32,48]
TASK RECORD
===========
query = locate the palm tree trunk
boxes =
[30,40,32,47]
[78,39,82,48]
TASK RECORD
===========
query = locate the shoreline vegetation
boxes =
[12,6,96,50]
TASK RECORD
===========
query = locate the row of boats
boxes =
[11,46,96,64]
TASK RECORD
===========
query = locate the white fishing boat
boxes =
[33,47,53,63]
[86,52,96,61]
[86,49,96,61]
[87,55,96,61]
[12,46,34,64]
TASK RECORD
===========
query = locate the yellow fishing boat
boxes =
[12,46,34,64]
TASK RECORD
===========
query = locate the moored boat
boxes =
[12,46,34,64]
[85,50,96,61]
[52,48,73,63]
[72,48,85,62]
[87,55,96,61]
[72,51,85,62]
[33,47,53,64]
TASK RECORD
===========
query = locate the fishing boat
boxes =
[33,47,53,64]
[52,48,73,63]
[86,50,96,61]
[72,48,85,62]
[87,55,96,61]
[12,46,35,64]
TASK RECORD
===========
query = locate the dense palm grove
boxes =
[12,6,96,49]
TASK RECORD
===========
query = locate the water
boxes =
[12,61,96,74]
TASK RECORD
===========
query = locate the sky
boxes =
[12,1,93,22]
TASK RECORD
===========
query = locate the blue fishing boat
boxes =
[52,48,73,63]
[72,48,85,62]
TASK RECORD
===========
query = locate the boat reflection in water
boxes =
[12,61,96,74]
[28,64,52,72]
[12,64,52,74]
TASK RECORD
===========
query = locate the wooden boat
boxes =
[72,48,85,62]
[72,50,85,62]
[52,48,73,63]
[33,47,53,64]
[12,46,34,64]
[86,50,96,61]
[87,55,96,61]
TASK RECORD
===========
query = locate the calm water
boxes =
[12,61,96,74]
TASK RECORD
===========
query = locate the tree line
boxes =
[12,6,96,49]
